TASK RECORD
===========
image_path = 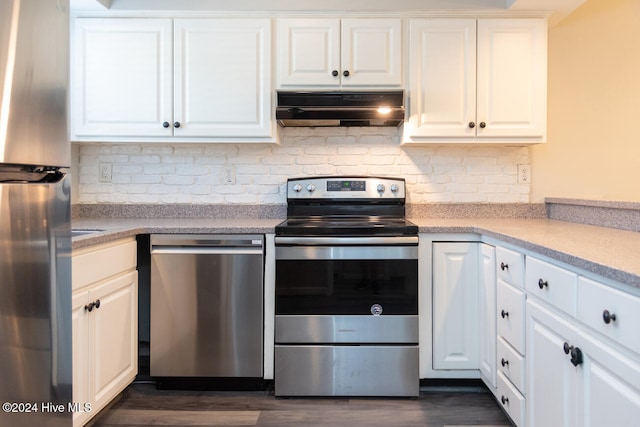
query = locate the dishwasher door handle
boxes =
[151,246,263,255]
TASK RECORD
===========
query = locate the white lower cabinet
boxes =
[72,238,138,427]
[576,329,640,426]
[479,243,497,389]
[526,300,576,427]
[432,242,479,370]
[527,298,640,427]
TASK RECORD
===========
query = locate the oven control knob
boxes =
[377,184,385,193]
[306,184,316,193]
[293,184,303,192]
[390,184,399,193]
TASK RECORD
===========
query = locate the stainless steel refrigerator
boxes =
[0,1,72,426]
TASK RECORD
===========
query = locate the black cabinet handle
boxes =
[501,309,509,319]
[602,310,617,324]
[162,121,170,128]
[501,358,509,367]
[343,70,350,77]
[479,122,486,128]
[563,342,572,354]
[94,299,101,310]
[468,122,476,129]
[84,302,95,312]
[570,347,583,367]
[501,396,509,405]
[332,70,339,77]
[174,122,181,128]
[500,262,509,271]
[538,278,549,289]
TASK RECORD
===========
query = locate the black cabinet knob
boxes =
[174,122,181,128]
[500,262,509,271]
[563,342,572,354]
[332,70,339,77]
[85,302,95,312]
[479,122,486,128]
[570,347,583,367]
[95,299,101,309]
[468,122,476,129]
[162,121,170,128]
[501,358,509,367]
[538,278,549,289]
[602,310,617,324]
[501,309,509,319]
[343,70,350,77]
[501,396,509,405]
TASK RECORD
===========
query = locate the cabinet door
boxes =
[341,19,402,87]
[476,19,547,139]
[72,291,90,427]
[277,19,341,87]
[174,19,272,137]
[479,243,497,388]
[576,330,640,427]
[526,300,577,427]
[408,19,476,139]
[72,18,173,138]
[432,242,479,370]
[89,271,138,414]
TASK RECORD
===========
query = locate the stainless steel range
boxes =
[274,176,419,397]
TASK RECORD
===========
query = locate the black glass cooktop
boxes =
[275,216,418,237]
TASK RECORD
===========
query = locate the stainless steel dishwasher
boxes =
[150,234,264,379]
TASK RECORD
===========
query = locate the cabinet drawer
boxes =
[72,238,137,291]
[497,336,525,394]
[496,246,524,288]
[497,371,525,427]
[526,256,577,316]
[497,279,526,355]
[577,277,640,355]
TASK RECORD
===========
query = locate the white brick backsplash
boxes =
[75,128,531,204]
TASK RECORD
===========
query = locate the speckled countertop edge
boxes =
[73,216,640,290]
[410,218,640,288]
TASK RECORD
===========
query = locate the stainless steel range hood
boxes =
[276,91,405,127]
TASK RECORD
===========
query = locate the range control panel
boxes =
[286,176,406,200]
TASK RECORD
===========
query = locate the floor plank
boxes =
[89,383,513,427]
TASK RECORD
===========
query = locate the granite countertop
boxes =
[409,217,640,288]
[73,216,640,289]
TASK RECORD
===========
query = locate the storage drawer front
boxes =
[497,279,526,355]
[526,256,577,315]
[72,239,137,291]
[497,336,525,393]
[496,246,525,288]
[497,371,526,427]
[274,345,418,397]
[577,277,640,354]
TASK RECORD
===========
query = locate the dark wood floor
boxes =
[89,382,513,427]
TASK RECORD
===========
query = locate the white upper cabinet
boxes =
[405,18,547,144]
[277,18,402,88]
[174,19,272,138]
[72,18,173,138]
[72,18,273,142]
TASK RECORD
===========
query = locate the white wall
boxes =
[76,128,530,205]
[530,0,640,202]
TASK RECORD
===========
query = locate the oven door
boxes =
[275,236,418,317]
[275,236,418,344]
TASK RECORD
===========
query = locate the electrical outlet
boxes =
[222,165,236,184]
[517,164,531,184]
[98,163,112,182]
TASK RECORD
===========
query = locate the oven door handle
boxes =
[274,236,418,246]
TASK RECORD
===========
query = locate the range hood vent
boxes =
[276,91,405,127]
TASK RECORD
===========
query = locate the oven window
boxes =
[276,259,418,315]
